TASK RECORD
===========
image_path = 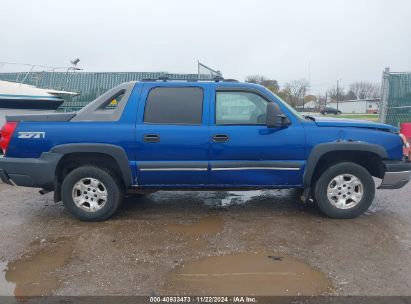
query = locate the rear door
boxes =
[135,83,210,186]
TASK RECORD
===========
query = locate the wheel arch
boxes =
[304,142,387,189]
[52,144,133,201]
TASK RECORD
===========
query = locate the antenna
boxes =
[197,61,223,79]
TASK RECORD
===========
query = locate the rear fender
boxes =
[52,143,133,187]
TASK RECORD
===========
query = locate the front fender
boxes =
[303,141,388,188]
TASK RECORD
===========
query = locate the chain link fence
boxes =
[379,68,411,127]
[0,72,212,112]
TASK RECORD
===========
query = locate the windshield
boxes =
[262,87,305,121]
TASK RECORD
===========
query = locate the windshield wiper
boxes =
[303,115,316,121]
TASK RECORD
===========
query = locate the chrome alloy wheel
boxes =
[72,178,108,212]
[327,174,364,209]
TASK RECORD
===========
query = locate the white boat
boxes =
[0,80,78,126]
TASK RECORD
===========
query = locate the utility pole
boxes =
[336,80,339,110]
[306,62,310,112]
[302,94,305,111]
[336,79,341,110]
[308,62,311,98]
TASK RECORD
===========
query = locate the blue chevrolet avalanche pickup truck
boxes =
[0,79,410,221]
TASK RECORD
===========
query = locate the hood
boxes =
[314,116,398,132]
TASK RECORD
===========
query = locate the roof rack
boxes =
[141,76,239,83]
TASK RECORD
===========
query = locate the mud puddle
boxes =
[1,237,74,296]
[200,190,266,208]
[220,190,265,207]
[168,216,224,236]
[0,260,14,295]
[166,253,332,296]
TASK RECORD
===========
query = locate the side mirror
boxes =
[266,102,289,128]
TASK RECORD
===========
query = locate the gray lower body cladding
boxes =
[1,153,410,192]
[0,144,133,191]
[0,153,62,189]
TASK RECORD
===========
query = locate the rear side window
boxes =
[144,87,203,124]
[103,92,125,110]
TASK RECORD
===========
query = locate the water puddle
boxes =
[168,216,224,236]
[202,190,279,208]
[0,237,74,296]
[0,260,14,296]
[220,191,265,207]
[166,253,332,295]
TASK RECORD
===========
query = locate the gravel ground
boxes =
[0,182,410,297]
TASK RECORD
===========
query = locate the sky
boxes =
[1,0,410,95]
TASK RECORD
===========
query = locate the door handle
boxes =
[212,134,229,143]
[143,134,160,143]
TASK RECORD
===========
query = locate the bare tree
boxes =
[245,75,279,93]
[349,81,381,99]
[282,79,309,107]
[317,94,327,107]
[327,85,346,101]
[245,75,267,84]
[345,90,357,100]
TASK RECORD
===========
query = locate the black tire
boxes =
[314,162,375,219]
[61,166,124,221]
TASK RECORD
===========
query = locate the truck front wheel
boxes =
[61,166,124,221]
[314,162,375,219]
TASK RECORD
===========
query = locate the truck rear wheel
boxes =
[314,162,375,219]
[61,166,124,221]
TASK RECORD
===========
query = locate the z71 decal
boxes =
[18,132,46,139]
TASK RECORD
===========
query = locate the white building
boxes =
[327,98,380,114]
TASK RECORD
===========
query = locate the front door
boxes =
[209,88,306,187]
[135,84,210,186]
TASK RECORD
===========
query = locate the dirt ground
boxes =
[0,181,411,297]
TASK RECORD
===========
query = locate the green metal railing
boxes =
[380,68,411,127]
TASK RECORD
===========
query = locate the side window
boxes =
[144,87,203,125]
[103,92,125,110]
[216,91,267,125]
